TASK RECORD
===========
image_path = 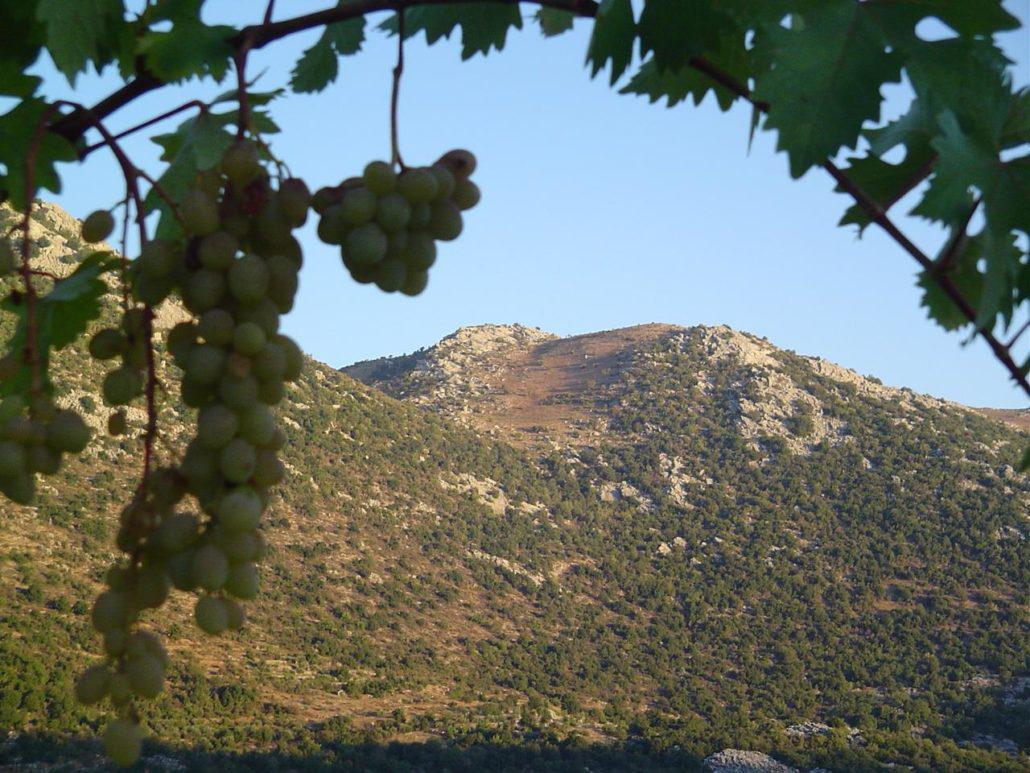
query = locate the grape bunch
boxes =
[313,149,480,295]
[0,394,91,504]
[78,139,305,765]
[90,308,148,412]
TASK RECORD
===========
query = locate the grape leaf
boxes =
[865,0,1019,40]
[290,17,365,94]
[0,251,118,397]
[0,4,45,97]
[536,8,575,38]
[381,5,523,59]
[753,1,901,178]
[637,0,733,73]
[1001,88,1030,150]
[326,16,365,55]
[0,99,78,211]
[836,141,935,233]
[35,0,125,85]
[917,235,983,331]
[586,0,635,85]
[138,20,235,83]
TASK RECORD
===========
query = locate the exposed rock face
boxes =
[703,749,799,772]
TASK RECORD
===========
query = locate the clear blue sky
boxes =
[27,1,1030,408]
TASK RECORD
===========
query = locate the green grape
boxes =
[5,415,44,445]
[135,562,170,609]
[401,269,429,297]
[186,344,226,386]
[429,164,456,199]
[102,718,142,767]
[0,472,34,505]
[198,231,239,270]
[376,193,412,232]
[220,437,256,483]
[252,530,269,560]
[46,410,90,453]
[339,187,378,226]
[91,590,130,633]
[105,565,129,589]
[253,449,286,487]
[266,256,299,314]
[27,445,61,474]
[0,441,25,477]
[403,232,437,270]
[280,235,304,269]
[278,178,311,227]
[167,549,198,591]
[451,178,481,211]
[195,594,229,634]
[181,440,217,484]
[197,404,238,449]
[0,239,16,276]
[228,254,270,304]
[219,529,259,562]
[184,269,226,313]
[221,140,261,186]
[224,598,245,631]
[180,376,213,408]
[220,206,251,240]
[192,544,229,591]
[397,167,440,204]
[226,351,252,380]
[154,512,199,553]
[312,186,341,215]
[375,260,406,293]
[344,223,388,266]
[103,367,143,406]
[239,404,275,446]
[138,239,179,277]
[126,652,165,698]
[342,251,377,284]
[363,160,397,194]
[233,322,266,356]
[104,629,128,657]
[438,148,477,177]
[107,673,132,706]
[195,168,223,198]
[0,395,26,422]
[219,375,260,411]
[408,203,432,230]
[166,322,197,363]
[317,205,349,245]
[385,230,409,261]
[198,308,235,347]
[81,210,115,243]
[275,335,303,382]
[429,201,463,241]
[226,562,259,600]
[181,189,220,236]
[107,410,127,437]
[89,328,128,360]
[252,343,286,382]
[218,487,262,531]
[257,379,286,405]
[236,297,281,338]
[132,269,175,306]
[255,202,294,252]
[74,663,110,705]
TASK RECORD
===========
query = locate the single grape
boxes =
[198,231,239,270]
[218,487,263,531]
[89,328,128,360]
[403,232,437,270]
[376,193,412,232]
[27,445,62,474]
[253,449,286,487]
[197,403,239,448]
[278,178,311,227]
[221,140,261,186]
[74,663,110,705]
[103,718,142,767]
[451,178,481,211]
[195,594,229,635]
[226,562,259,600]
[138,239,179,277]
[166,322,197,363]
[192,544,230,591]
[255,202,294,252]
[429,201,463,242]
[233,322,267,356]
[344,223,388,266]
[224,598,245,631]
[311,186,341,215]
[252,343,287,383]
[104,629,128,657]
[266,255,299,314]
[220,437,257,483]
[132,269,175,306]
[239,404,275,446]
[102,367,143,406]
[0,471,35,505]
[438,148,477,177]
[107,410,127,437]
[154,512,199,553]
[429,165,456,199]
[107,673,133,706]
[401,268,429,297]
[397,167,440,204]
[339,187,378,226]
[0,441,25,477]
[228,254,270,304]
[219,374,260,411]
[363,160,397,194]
[126,652,165,697]
[236,297,281,338]
[46,410,90,453]
[167,549,198,591]
[134,563,170,609]
[198,308,235,347]
[375,260,406,293]
[91,590,130,633]
[257,379,286,405]
[218,528,260,562]
[184,269,226,313]
[186,345,226,386]
[342,251,376,284]
[275,335,303,382]
[180,189,220,236]
[81,210,115,243]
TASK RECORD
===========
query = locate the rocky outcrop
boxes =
[703,749,798,772]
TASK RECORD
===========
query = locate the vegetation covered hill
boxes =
[1,205,1028,771]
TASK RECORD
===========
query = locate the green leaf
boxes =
[0,251,118,397]
[836,141,935,233]
[586,0,635,85]
[1001,88,1030,150]
[382,5,523,59]
[865,0,1019,40]
[36,0,125,85]
[621,32,749,112]
[290,31,338,94]
[0,5,45,97]
[917,237,983,331]
[753,1,901,178]
[326,16,365,56]
[536,8,575,37]
[637,0,733,73]
[138,20,235,83]
[0,99,78,211]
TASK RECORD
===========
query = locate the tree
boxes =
[0,0,1026,764]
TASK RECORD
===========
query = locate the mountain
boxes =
[1,204,1028,772]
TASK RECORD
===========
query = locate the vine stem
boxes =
[81,100,207,156]
[391,9,406,169]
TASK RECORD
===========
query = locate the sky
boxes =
[24,1,1030,408]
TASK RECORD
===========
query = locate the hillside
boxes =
[1,204,1028,771]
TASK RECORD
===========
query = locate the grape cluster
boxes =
[0,394,90,504]
[79,140,305,765]
[90,309,149,412]
[313,149,479,295]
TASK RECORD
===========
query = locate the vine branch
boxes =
[391,9,406,169]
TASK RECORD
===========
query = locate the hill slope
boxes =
[1,204,1028,771]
